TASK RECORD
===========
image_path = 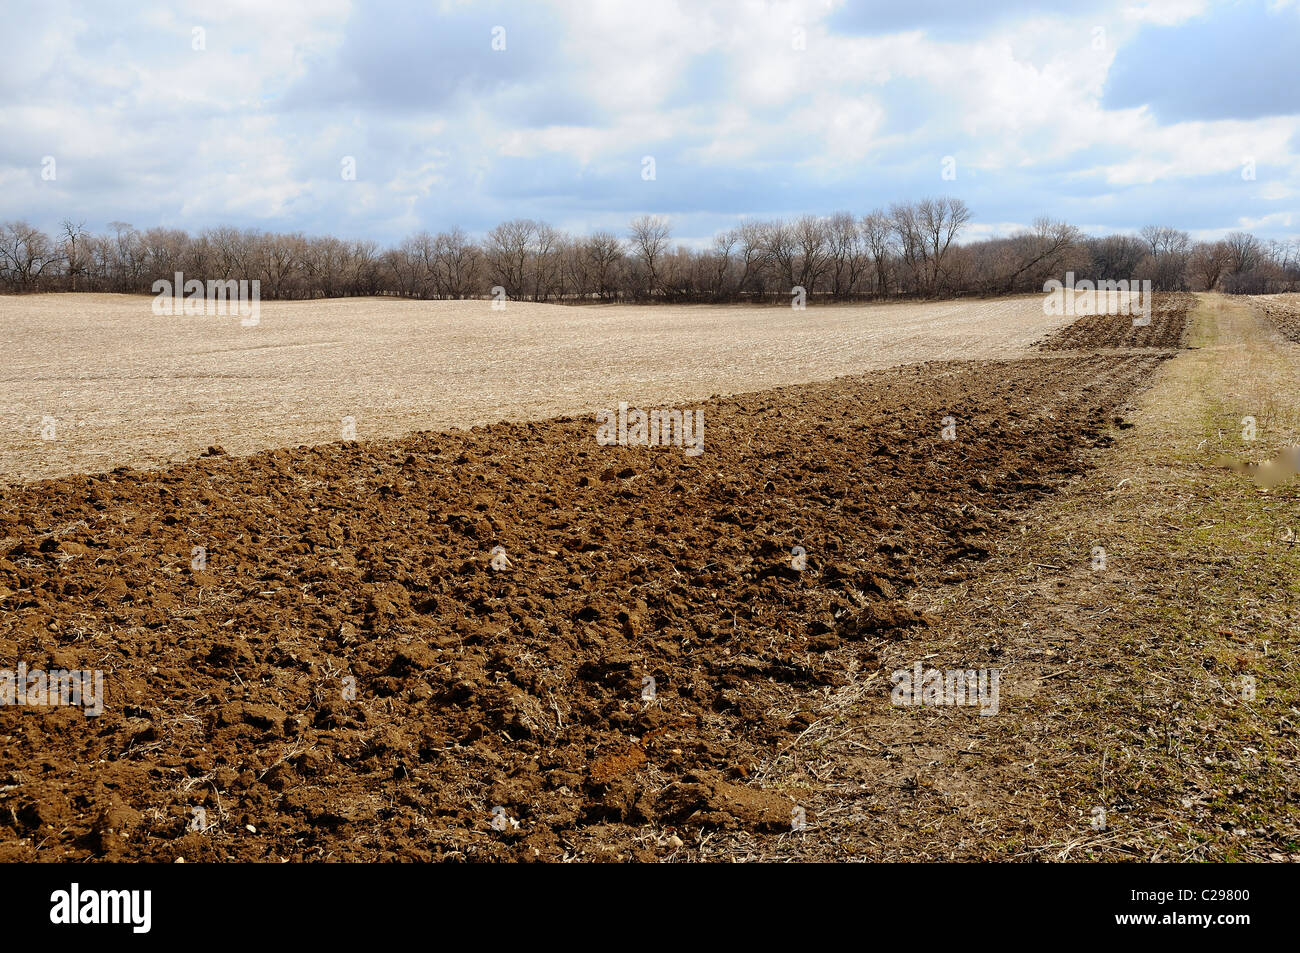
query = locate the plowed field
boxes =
[0,351,1168,861]
[1035,292,1194,350]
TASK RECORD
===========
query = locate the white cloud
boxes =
[1123,0,1211,26]
[0,0,1295,242]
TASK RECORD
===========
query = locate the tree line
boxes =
[2,200,1296,302]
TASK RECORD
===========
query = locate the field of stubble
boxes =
[0,293,1068,483]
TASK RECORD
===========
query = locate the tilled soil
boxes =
[1252,296,1300,343]
[0,353,1168,861]
[1036,292,1193,350]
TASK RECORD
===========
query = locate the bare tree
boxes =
[435,227,482,299]
[627,215,671,298]
[764,221,798,293]
[60,219,86,291]
[1222,231,1263,275]
[792,215,831,296]
[1139,225,1191,259]
[5,204,1277,303]
[0,221,62,290]
[581,230,623,300]
[827,211,865,298]
[1137,225,1192,291]
[1085,234,1147,279]
[1189,241,1230,291]
[861,211,891,297]
[528,222,561,301]
[728,221,771,298]
[888,202,927,294]
[915,197,971,295]
[485,219,537,299]
[386,237,423,298]
[993,217,1081,293]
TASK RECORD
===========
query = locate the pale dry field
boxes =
[1254,293,1300,307]
[1,292,1070,483]
[1249,292,1300,314]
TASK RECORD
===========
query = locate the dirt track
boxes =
[1,293,1069,484]
[0,349,1171,861]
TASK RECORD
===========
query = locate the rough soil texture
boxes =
[1036,292,1194,350]
[1250,294,1300,343]
[0,352,1168,861]
[0,293,1071,484]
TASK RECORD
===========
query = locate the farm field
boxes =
[1250,293,1300,343]
[1,293,1072,484]
[1036,291,1194,350]
[0,349,1167,861]
[17,293,1295,864]
[2,292,1295,863]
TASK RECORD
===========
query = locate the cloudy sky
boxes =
[2,0,1297,245]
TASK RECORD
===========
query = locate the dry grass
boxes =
[0,292,1070,484]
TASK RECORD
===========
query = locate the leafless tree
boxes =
[1188,241,1230,291]
[792,215,831,296]
[727,221,770,298]
[861,210,891,297]
[1,205,1281,301]
[888,202,927,294]
[993,217,1081,293]
[763,221,798,293]
[529,222,561,301]
[627,215,671,298]
[485,219,537,299]
[915,197,972,295]
[580,231,623,300]
[434,227,481,299]
[60,219,86,291]
[0,221,63,290]
[826,211,865,298]
[1137,225,1192,291]
[1139,225,1191,259]
[1223,231,1263,275]
[1085,234,1147,279]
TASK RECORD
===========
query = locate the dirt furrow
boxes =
[0,353,1168,861]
